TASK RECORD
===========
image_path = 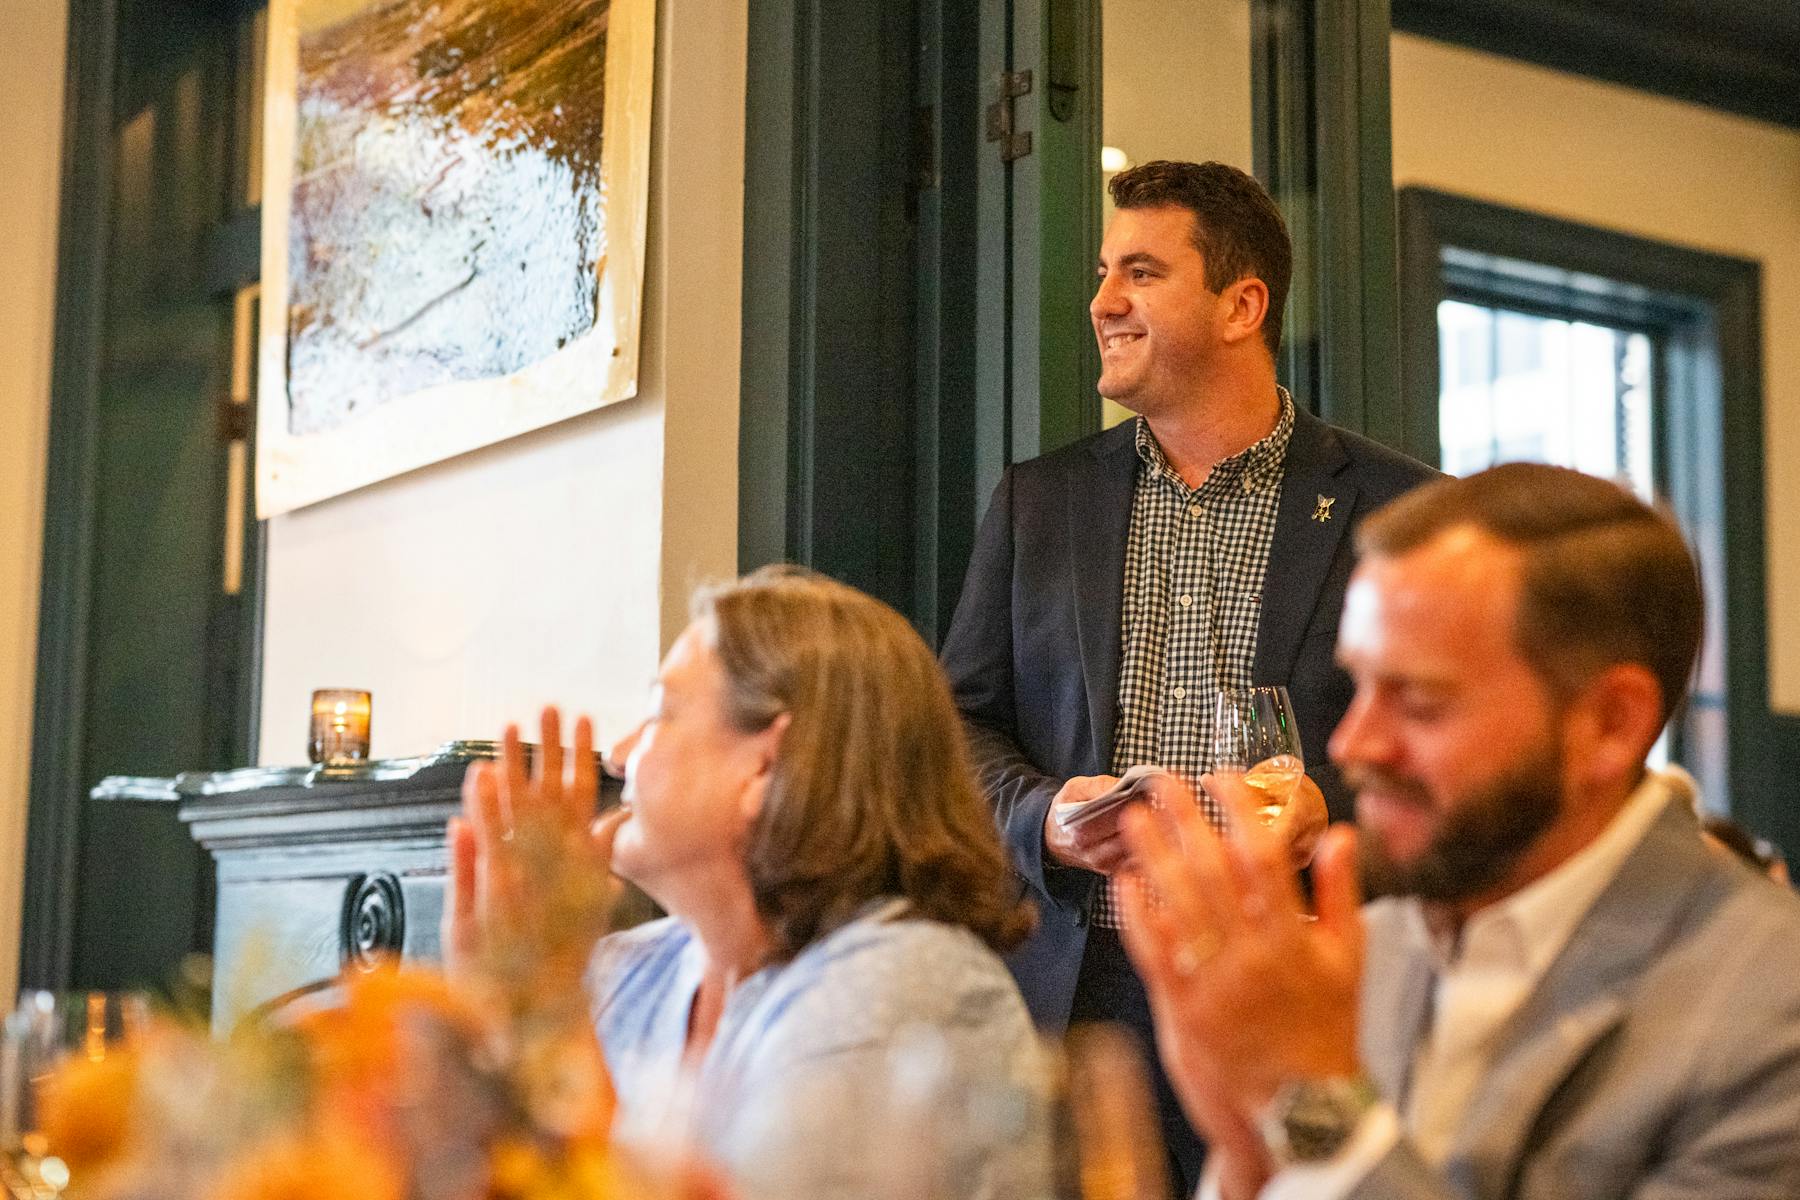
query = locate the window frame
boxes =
[1396,186,1785,844]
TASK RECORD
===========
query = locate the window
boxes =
[1399,188,1774,828]
[1436,300,1665,763]
[1436,301,1654,500]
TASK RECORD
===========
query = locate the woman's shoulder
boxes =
[587,916,692,1012]
[755,908,1032,1048]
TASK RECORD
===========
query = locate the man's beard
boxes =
[1350,742,1565,904]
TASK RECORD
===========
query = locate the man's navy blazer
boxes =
[941,405,1437,1029]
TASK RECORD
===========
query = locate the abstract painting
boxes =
[257,0,654,515]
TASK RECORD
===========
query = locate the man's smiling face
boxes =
[1328,527,1572,904]
[1090,204,1229,416]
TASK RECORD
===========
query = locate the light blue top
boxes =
[589,900,1047,1199]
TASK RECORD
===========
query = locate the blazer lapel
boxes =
[1070,423,1140,773]
[1358,901,1437,1106]
[1254,407,1355,686]
[1446,798,1712,1198]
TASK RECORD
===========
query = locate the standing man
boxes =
[940,160,1435,1190]
[1118,464,1800,1200]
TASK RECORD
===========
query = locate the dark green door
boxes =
[26,0,267,994]
[973,0,1105,504]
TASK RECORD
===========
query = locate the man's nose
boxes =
[1328,691,1390,769]
[1091,272,1128,322]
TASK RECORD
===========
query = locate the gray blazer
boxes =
[1353,797,1800,1199]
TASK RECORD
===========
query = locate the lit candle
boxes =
[310,689,372,763]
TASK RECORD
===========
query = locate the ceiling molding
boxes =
[1392,0,1800,130]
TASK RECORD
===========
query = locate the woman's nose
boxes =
[606,722,645,778]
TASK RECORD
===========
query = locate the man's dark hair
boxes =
[698,566,1034,962]
[1356,463,1703,727]
[1107,159,1292,357]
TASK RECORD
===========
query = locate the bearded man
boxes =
[1118,463,1800,1200]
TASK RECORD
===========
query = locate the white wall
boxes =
[1390,33,1800,714]
[1100,0,1254,428]
[0,0,68,1005]
[1102,0,1252,172]
[258,0,746,763]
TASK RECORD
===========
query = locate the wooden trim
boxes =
[22,0,117,991]
[1392,0,1800,132]
[1394,187,1446,464]
[1013,0,1102,458]
[736,0,802,576]
[1252,0,1402,440]
[738,0,925,619]
[910,0,983,644]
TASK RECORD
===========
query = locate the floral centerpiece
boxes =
[31,734,717,1200]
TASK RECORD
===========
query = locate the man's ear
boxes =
[1218,276,1271,347]
[1567,663,1665,787]
[738,711,793,823]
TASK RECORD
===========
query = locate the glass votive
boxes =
[309,689,372,763]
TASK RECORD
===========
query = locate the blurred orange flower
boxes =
[37,1044,138,1174]
[204,1125,402,1200]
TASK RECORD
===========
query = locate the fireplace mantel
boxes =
[173,742,624,1030]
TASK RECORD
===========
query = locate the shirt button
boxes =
[1242,477,1254,493]
[1188,504,1202,517]
[1179,593,1194,607]
[1173,686,1188,700]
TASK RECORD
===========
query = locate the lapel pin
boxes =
[1312,495,1336,523]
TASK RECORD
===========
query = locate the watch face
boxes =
[1287,1091,1356,1160]
[1264,1077,1379,1164]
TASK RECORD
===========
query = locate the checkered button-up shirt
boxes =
[1094,390,1294,927]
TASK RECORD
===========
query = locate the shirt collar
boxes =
[1409,767,1689,977]
[1133,387,1296,495]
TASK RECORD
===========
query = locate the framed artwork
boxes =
[256,0,655,515]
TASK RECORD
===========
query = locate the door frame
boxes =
[23,0,268,991]
[21,0,117,991]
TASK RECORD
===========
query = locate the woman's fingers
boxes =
[500,722,528,828]
[465,756,526,917]
[444,815,480,966]
[537,706,565,809]
[570,715,600,828]
[590,805,628,872]
[463,759,507,855]
[452,713,618,981]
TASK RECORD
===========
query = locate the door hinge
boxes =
[985,69,1033,163]
[217,396,251,443]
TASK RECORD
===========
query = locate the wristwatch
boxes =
[1258,1075,1381,1166]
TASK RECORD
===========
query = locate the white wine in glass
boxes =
[1212,686,1305,824]
[1,991,145,1199]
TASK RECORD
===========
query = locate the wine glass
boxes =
[1,991,147,1198]
[1050,1025,1169,1200]
[1211,685,1305,825]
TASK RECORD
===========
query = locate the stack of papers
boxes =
[1052,765,1177,832]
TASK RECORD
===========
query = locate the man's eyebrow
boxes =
[1098,251,1169,271]
[1334,662,1460,694]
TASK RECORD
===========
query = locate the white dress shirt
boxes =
[1205,767,1693,1200]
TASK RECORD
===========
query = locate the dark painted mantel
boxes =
[149,743,622,1030]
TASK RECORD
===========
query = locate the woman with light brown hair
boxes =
[446,566,1041,1199]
